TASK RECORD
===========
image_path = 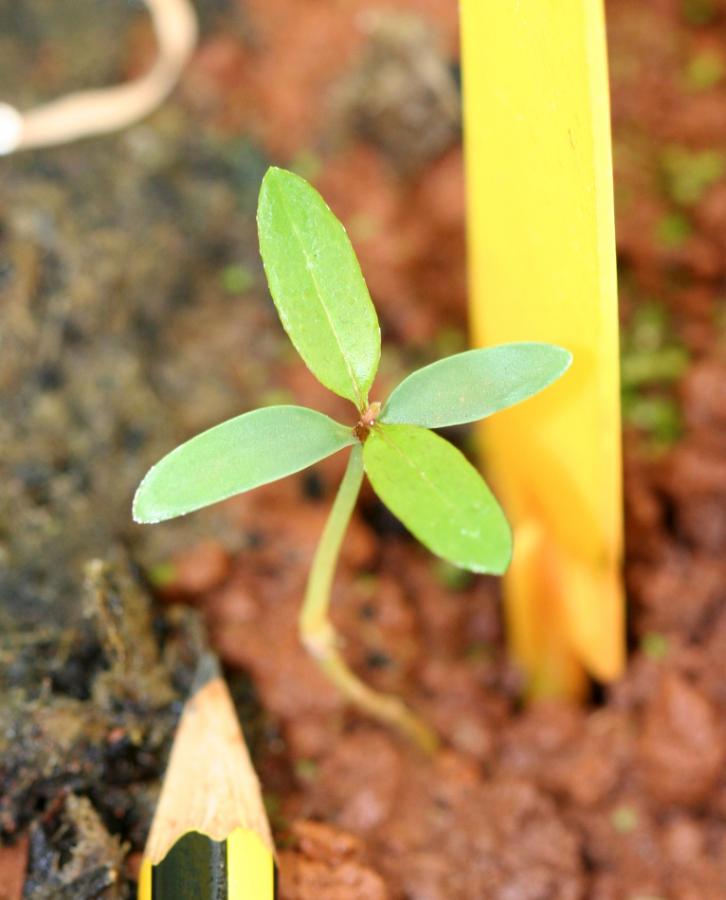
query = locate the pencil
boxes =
[138,653,276,899]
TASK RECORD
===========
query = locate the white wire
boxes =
[0,0,198,155]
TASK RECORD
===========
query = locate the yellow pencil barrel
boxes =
[460,0,624,695]
[227,828,276,900]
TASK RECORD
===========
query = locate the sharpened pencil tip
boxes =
[191,652,222,696]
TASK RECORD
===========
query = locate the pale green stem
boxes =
[299,443,439,753]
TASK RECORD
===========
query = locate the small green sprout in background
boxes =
[655,212,692,249]
[220,263,255,295]
[621,302,689,451]
[621,303,689,390]
[433,559,474,592]
[660,146,724,206]
[293,758,318,783]
[684,51,724,90]
[623,396,682,449]
[641,631,669,660]
[611,804,639,835]
[146,560,178,589]
[681,0,717,26]
[133,167,571,750]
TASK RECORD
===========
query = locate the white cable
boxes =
[0,0,197,155]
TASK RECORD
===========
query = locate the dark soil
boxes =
[1,0,726,897]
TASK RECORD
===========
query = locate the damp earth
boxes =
[2,0,726,897]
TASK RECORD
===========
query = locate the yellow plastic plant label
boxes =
[460,0,624,696]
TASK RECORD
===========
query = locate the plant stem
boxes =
[299,444,439,753]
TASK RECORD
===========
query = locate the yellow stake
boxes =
[460,0,624,697]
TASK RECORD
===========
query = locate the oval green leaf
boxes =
[133,406,355,523]
[257,167,380,409]
[379,342,572,428]
[363,424,512,574]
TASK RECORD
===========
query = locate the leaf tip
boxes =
[260,165,298,195]
[258,166,284,214]
[557,345,574,372]
[131,469,163,525]
[131,494,150,525]
[261,164,284,182]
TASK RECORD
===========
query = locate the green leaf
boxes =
[133,406,355,523]
[257,167,380,408]
[380,342,572,428]
[363,425,511,574]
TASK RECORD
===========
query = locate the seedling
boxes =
[133,167,571,750]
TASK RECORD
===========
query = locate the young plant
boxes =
[133,167,571,751]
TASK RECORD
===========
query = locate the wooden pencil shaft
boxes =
[143,674,273,865]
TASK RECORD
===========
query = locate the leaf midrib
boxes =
[275,183,364,409]
[375,426,460,517]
